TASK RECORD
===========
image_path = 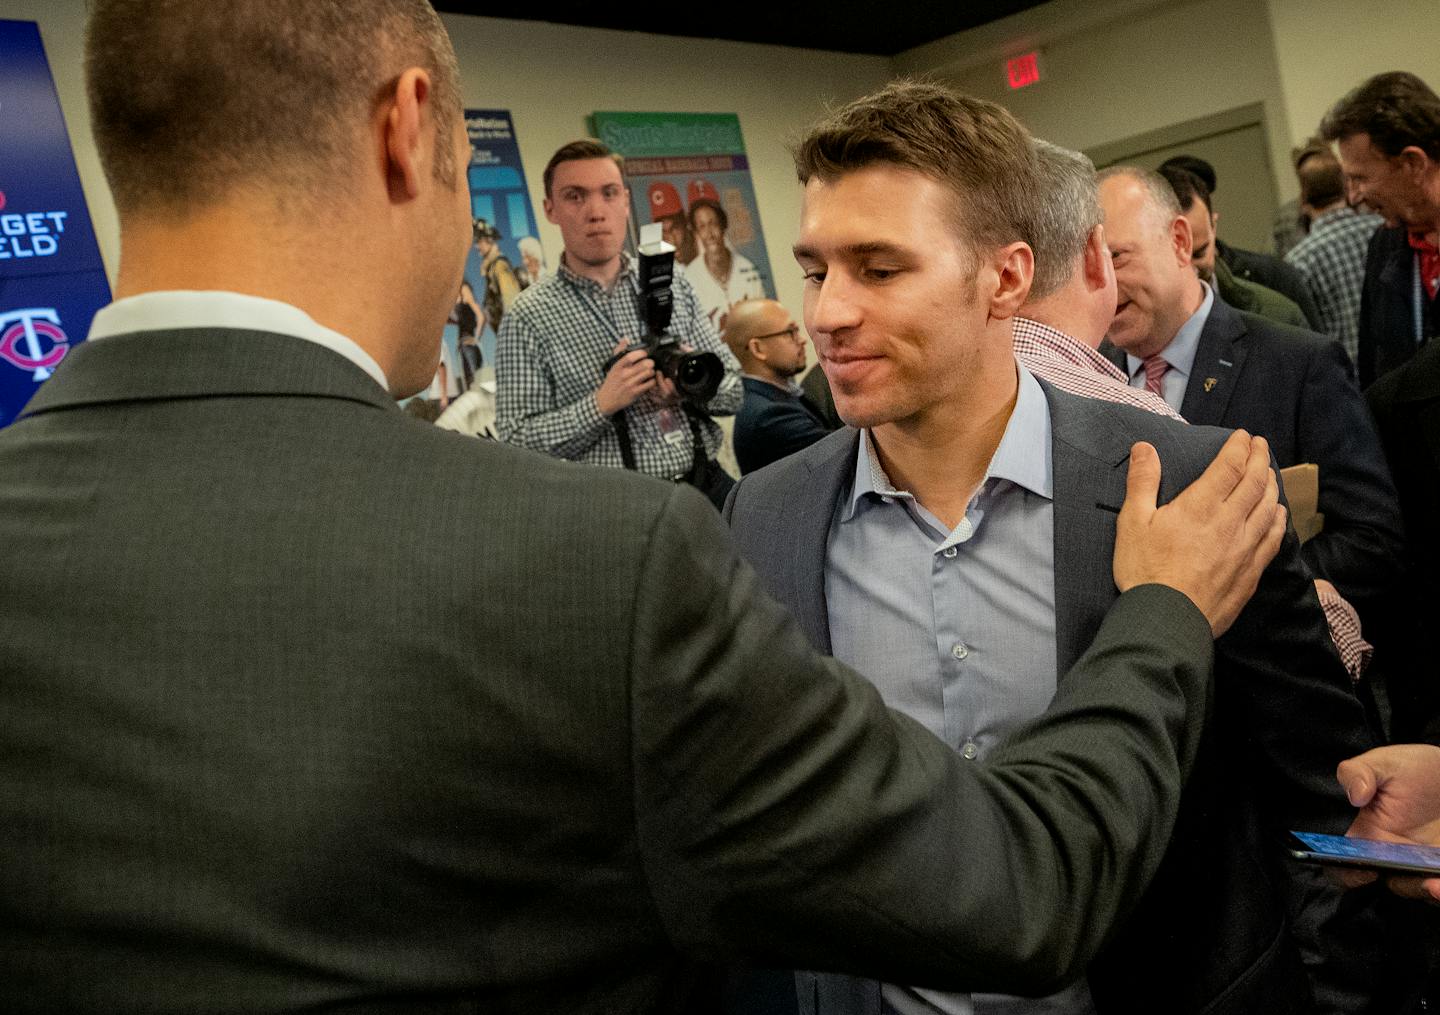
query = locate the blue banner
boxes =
[0,19,111,427]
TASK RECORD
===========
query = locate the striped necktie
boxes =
[1142,354,1170,396]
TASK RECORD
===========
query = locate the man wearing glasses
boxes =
[723,298,836,473]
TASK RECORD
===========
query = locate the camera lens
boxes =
[675,352,723,402]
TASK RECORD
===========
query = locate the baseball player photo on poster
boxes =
[411,110,545,419]
[591,111,776,334]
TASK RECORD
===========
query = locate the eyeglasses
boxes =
[754,325,804,343]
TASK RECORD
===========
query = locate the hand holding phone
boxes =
[1290,831,1440,877]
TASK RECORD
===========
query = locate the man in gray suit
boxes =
[727,82,1386,1013]
[0,4,1288,1012]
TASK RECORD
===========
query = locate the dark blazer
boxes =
[1367,338,1440,741]
[1357,224,1434,388]
[1109,295,1403,620]
[0,328,1218,1013]
[726,385,1378,1015]
[1218,239,1323,329]
[734,376,834,474]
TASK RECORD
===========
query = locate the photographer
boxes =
[496,140,742,508]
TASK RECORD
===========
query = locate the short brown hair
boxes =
[1321,71,1440,160]
[793,80,1042,261]
[1298,156,1345,209]
[86,0,462,215]
[542,140,624,197]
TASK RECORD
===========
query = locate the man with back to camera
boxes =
[1321,71,1440,388]
[0,3,1296,1012]
[1283,144,1382,367]
[723,298,834,473]
[1157,153,1323,327]
[1098,166,1404,632]
[495,139,743,509]
[725,80,1384,1015]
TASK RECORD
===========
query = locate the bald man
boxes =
[724,299,835,473]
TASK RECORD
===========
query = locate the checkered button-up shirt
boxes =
[1011,317,1372,679]
[1012,317,1183,420]
[495,253,743,479]
[1285,207,1383,365]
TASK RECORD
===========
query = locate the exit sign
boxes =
[1007,52,1041,90]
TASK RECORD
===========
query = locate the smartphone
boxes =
[1289,831,1440,877]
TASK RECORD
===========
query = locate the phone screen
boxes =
[1290,831,1440,876]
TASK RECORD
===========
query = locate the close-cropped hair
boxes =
[1098,165,1183,236]
[1321,72,1440,159]
[85,0,462,216]
[1157,165,1212,215]
[1157,154,1216,195]
[793,79,1043,260]
[1298,157,1346,210]
[1028,141,1100,300]
[542,140,624,197]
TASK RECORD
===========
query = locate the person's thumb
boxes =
[1337,752,1382,808]
[1122,442,1161,522]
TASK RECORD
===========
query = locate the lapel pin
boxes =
[1204,377,1218,393]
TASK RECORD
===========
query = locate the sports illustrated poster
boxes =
[0,20,112,428]
[591,112,776,334]
[418,110,545,415]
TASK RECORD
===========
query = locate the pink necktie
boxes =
[1142,354,1170,396]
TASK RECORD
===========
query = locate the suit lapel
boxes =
[1179,297,1247,426]
[1045,384,1132,683]
[784,430,860,655]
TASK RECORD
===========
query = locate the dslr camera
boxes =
[602,229,723,404]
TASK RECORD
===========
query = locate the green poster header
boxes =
[592,112,746,158]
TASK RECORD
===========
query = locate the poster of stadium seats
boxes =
[591,111,776,335]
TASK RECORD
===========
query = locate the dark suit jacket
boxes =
[1218,239,1322,329]
[1367,338,1440,741]
[1108,296,1403,620]
[734,376,834,474]
[726,385,1378,1015]
[1358,224,1434,388]
[0,327,1218,1013]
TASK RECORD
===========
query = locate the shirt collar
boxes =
[1126,280,1213,382]
[1012,316,1127,382]
[558,251,637,294]
[843,362,1053,522]
[86,290,389,392]
[1311,205,1357,231]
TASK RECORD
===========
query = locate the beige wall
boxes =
[1267,0,1439,148]
[0,2,890,313]
[897,0,1299,200]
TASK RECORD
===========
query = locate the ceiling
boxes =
[430,1,1052,57]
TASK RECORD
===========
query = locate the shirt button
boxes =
[951,642,969,660]
[942,546,959,559]
[961,742,979,760]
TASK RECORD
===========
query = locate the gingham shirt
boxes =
[1012,317,1183,420]
[495,252,743,478]
[1285,207,1383,365]
[1012,317,1372,679]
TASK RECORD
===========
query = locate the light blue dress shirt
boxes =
[1125,281,1215,412]
[825,366,1095,1015]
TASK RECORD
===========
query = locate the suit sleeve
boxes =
[628,484,1213,995]
[1294,337,1404,613]
[740,401,833,472]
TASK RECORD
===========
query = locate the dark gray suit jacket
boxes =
[0,328,1217,1013]
[726,383,1379,1015]
[1108,295,1403,622]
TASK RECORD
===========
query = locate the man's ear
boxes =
[746,336,766,363]
[1083,224,1111,291]
[1398,145,1433,178]
[987,240,1033,320]
[383,68,433,203]
[1171,214,1194,268]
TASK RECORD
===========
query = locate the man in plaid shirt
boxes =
[496,140,742,507]
[1285,151,1381,366]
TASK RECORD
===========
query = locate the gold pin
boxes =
[1203,377,1218,393]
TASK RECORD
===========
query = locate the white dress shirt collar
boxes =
[86,290,389,393]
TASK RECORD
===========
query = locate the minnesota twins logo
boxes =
[0,307,70,381]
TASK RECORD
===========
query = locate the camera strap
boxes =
[612,404,706,484]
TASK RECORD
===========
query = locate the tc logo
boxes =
[0,307,70,381]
